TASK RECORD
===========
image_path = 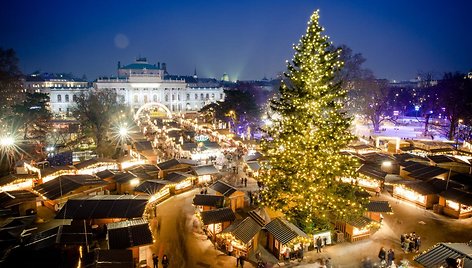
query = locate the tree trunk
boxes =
[424,114,431,136]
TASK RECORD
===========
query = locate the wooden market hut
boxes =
[392,179,455,209]
[83,249,134,268]
[192,194,224,212]
[33,174,108,211]
[399,161,448,181]
[74,158,118,175]
[217,217,262,256]
[200,207,236,240]
[263,217,309,261]
[134,179,172,206]
[414,242,472,267]
[335,216,374,242]
[0,190,39,216]
[365,201,393,222]
[55,195,149,226]
[164,172,196,194]
[209,180,245,211]
[192,164,220,184]
[106,219,153,264]
[438,188,472,219]
[156,158,198,178]
[38,166,77,183]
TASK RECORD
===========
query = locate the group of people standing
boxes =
[400,232,421,253]
[378,247,395,267]
[152,254,169,268]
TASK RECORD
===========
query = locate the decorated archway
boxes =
[134,102,172,120]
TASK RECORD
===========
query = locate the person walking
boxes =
[387,249,395,267]
[239,254,245,268]
[378,247,386,263]
[316,237,322,253]
[161,255,169,268]
[415,236,421,253]
[244,177,247,187]
[235,251,240,267]
[152,254,158,268]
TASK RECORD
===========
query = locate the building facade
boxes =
[95,58,225,114]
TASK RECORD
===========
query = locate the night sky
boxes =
[2,0,471,81]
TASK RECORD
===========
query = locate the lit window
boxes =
[57,95,62,102]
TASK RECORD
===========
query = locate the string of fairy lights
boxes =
[259,10,369,232]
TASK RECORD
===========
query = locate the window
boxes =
[206,93,209,99]
[178,94,180,101]
[211,93,215,99]
[220,93,223,100]
[144,95,148,103]
[172,94,175,101]
[72,94,77,102]
[59,108,62,112]
[153,95,158,102]
[165,94,169,102]
[200,93,204,100]
[134,95,139,103]
[57,95,62,102]
[186,94,190,101]
[119,95,125,103]
[65,94,69,102]
[195,94,198,100]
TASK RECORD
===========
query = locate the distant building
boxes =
[95,57,225,114]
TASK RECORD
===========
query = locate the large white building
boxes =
[37,58,225,117]
[95,58,225,115]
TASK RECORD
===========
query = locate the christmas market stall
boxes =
[392,179,448,209]
[341,164,386,191]
[217,216,262,257]
[209,180,245,211]
[110,172,140,195]
[163,172,196,194]
[335,216,376,242]
[0,190,39,216]
[74,158,118,175]
[263,217,309,261]
[414,242,472,267]
[192,194,225,212]
[0,173,36,192]
[156,158,198,178]
[438,188,472,219]
[55,195,149,226]
[107,219,153,265]
[199,207,236,241]
[399,161,448,181]
[30,165,77,184]
[33,174,107,211]
[192,164,220,184]
[365,201,393,222]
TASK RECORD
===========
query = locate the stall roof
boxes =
[112,172,138,184]
[107,219,152,249]
[394,153,428,164]
[192,165,219,176]
[165,172,194,184]
[358,164,387,181]
[134,180,170,195]
[347,216,373,229]
[192,194,224,208]
[34,175,106,200]
[157,158,198,170]
[402,162,448,181]
[0,190,39,208]
[126,164,159,173]
[133,140,153,152]
[200,207,235,225]
[83,249,134,268]
[450,173,472,189]
[414,242,472,268]
[24,224,93,250]
[440,188,472,206]
[74,158,116,170]
[95,169,116,179]
[396,179,453,195]
[221,217,262,244]
[246,161,261,172]
[248,210,267,227]
[209,180,236,197]
[0,174,35,187]
[366,201,392,213]
[40,166,76,177]
[243,152,263,162]
[264,217,308,245]
[360,152,395,165]
[55,195,149,219]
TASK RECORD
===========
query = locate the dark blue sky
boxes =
[2,0,471,81]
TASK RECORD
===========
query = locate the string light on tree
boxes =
[259,10,368,233]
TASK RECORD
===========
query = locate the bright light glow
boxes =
[119,127,128,137]
[130,178,140,186]
[394,185,425,204]
[0,136,14,147]
[382,161,392,167]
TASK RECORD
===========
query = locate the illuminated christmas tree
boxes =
[259,10,368,232]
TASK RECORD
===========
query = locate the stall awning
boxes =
[366,201,392,213]
[414,243,472,268]
[264,217,308,245]
[440,188,472,206]
[201,207,235,225]
[209,180,236,197]
[221,217,262,244]
[193,194,224,207]
[107,219,153,249]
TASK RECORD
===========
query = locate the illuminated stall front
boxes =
[192,164,220,184]
[216,217,262,257]
[209,180,245,212]
[335,217,377,242]
[74,158,118,175]
[25,165,77,184]
[200,207,235,241]
[392,180,442,209]
[438,188,472,219]
[0,174,36,192]
[263,217,309,261]
[192,194,224,212]
[365,201,393,222]
[164,172,195,194]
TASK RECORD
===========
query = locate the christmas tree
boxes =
[259,10,368,233]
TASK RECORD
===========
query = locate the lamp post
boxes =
[456,119,463,149]
[0,135,16,171]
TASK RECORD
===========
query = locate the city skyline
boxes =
[2,0,471,81]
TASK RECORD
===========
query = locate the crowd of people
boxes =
[400,232,421,253]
